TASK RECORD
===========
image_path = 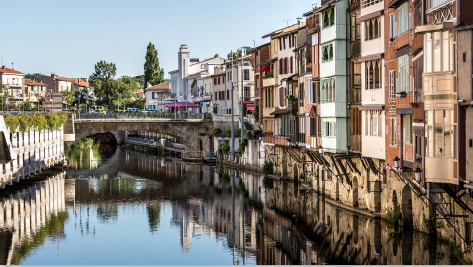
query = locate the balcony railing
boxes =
[290,133,305,144]
[263,135,289,146]
[262,77,276,88]
[362,0,382,8]
[287,98,298,113]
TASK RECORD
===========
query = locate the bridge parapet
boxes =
[73,112,209,121]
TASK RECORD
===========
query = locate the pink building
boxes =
[145,82,171,111]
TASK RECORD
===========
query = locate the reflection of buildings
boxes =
[0,173,67,265]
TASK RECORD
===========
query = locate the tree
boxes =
[227,46,253,60]
[25,73,45,79]
[63,90,74,106]
[89,60,117,110]
[144,42,165,87]
[132,75,145,87]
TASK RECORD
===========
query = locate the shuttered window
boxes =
[279,87,285,107]
[397,3,408,35]
[398,55,409,93]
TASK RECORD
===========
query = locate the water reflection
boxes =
[0,172,67,265]
[0,147,464,265]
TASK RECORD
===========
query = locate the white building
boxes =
[169,44,226,112]
[0,65,26,99]
[359,0,385,160]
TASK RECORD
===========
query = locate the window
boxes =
[218,77,221,84]
[370,111,378,136]
[321,43,333,62]
[283,37,286,50]
[290,56,293,73]
[397,55,409,93]
[397,3,408,35]
[425,110,455,158]
[244,69,250,80]
[389,70,396,98]
[299,117,305,134]
[414,0,424,27]
[365,18,381,41]
[424,31,452,73]
[214,92,217,101]
[299,83,304,107]
[365,60,382,90]
[414,56,423,102]
[322,121,336,137]
[284,58,288,74]
[321,78,335,103]
[404,115,412,144]
[389,118,398,145]
[244,87,250,97]
[227,90,230,100]
[323,8,335,28]
[361,0,382,9]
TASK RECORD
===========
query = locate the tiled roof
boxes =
[134,89,144,94]
[262,23,300,38]
[74,79,89,87]
[145,81,171,91]
[25,79,47,86]
[210,72,225,77]
[0,66,24,75]
[54,75,76,82]
[223,54,254,65]
[200,74,215,79]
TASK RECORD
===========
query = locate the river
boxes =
[0,145,467,265]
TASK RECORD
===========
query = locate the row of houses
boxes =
[247,0,473,188]
[0,66,90,111]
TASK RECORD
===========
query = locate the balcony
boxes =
[263,135,289,146]
[262,77,276,88]
[263,107,276,117]
[290,133,305,144]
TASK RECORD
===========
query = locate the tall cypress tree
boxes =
[144,42,165,87]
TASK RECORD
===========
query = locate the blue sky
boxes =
[1,0,320,80]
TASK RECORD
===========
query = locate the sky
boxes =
[1,0,320,80]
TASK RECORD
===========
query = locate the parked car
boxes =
[101,111,107,114]
[127,107,139,112]
[91,110,99,114]
[145,108,157,112]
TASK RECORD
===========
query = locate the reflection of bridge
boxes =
[64,118,214,152]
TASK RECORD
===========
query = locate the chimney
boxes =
[147,82,151,88]
[11,62,14,70]
[297,17,302,27]
[2,66,5,70]
[51,73,55,79]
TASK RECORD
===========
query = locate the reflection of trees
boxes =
[11,211,68,265]
[146,203,161,233]
[97,204,118,224]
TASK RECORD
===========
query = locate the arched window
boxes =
[374,61,380,88]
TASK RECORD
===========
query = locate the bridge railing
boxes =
[73,112,207,121]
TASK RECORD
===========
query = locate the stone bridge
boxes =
[63,118,215,151]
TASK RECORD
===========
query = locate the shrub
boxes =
[221,144,230,155]
[253,130,262,138]
[226,128,232,138]
[262,161,274,175]
[198,132,206,136]
[205,113,212,120]
[212,128,222,137]
[245,130,253,140]
[385,206,402,222]
[239,140,246,154]
[237,128,241,137]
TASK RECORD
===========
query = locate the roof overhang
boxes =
[358,53,384,63]
[416,21,454,34]
[270,108,290,115]
[358,11,384,23]
[359,104,385,110]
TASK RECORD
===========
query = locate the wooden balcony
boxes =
[263,135,289,146]
[290,133,305,144]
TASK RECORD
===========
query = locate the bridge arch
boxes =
[70,120,214,152]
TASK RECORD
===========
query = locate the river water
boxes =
[0,146,466,265]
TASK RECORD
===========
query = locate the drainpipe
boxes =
[400,115,404,170]
[346,7,350,156]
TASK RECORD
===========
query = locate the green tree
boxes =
[132,75,145,87]
[63,90,74,106]
[144,42,165,87]
[89,60,117,110]
[25,73,45,79]
[227,46,252,60]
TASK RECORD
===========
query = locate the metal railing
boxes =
[74,112,209,121]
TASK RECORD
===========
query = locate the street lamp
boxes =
[318,145,323,154]
[414,167,422,183]
[393,156,400,169]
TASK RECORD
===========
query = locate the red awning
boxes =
[259,65,270,73]
[247,106,255,110]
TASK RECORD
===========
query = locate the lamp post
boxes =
[393,155,400,169]
[414,167,422,183]
[318,145,324,154]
